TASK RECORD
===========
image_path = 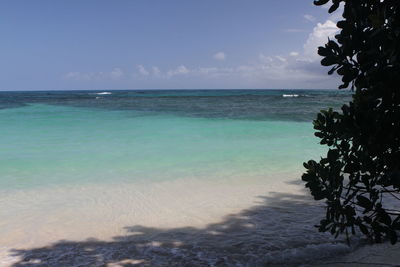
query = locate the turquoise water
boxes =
[0,89,350,191]
[0,89,356,265]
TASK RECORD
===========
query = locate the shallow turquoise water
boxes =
[0,90,350,191]
[0,90,357,265]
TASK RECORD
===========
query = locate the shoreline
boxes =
[0,176,355,266]
[1,176,397,266]
[0,178,272,247]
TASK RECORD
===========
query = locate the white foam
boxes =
[96,92,112,95]
[283,94,299,98]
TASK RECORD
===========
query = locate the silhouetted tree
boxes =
[302,0,400,244]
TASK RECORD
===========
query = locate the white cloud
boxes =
[213,52,226,61]
[65,72,83,80]
[128,17,339,87]
[304,14,316,22]
[137,65,149,76]
[259,53,273,63]
[64,68,124,81]
[152,66,161,76]
[110,68,124,79]
[166,65,190,77]
[167,17,340,88]
[197,67,234,78]
[303,20,339,60]
[275,56,287,63]
[63,13,341,89]
[131,65,191,79]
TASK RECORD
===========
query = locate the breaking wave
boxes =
[96,92,112,95]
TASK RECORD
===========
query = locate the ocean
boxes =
[0,89,354,266]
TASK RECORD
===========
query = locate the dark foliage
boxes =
[302,0,400,244]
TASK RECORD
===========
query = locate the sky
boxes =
[0,0,343,90]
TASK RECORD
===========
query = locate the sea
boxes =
[0,89,356,266]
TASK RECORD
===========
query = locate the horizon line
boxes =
[0,88,340,92]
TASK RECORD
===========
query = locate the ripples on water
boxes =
[7,191,355,266]
[0,89,351,121]
[0,89,356,266]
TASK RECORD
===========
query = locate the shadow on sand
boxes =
[9,191,351,267]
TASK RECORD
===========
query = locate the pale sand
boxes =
[1,175,313,265]
[1,176,398,266]
[0,176,289,248]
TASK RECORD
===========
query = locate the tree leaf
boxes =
[356,195,373,211]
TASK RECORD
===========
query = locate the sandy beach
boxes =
[2,177,390,266]
[2,178,399,266]
[0,91,394,266]
[1,0,398,264]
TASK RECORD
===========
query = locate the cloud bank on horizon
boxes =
[0,1,342,90]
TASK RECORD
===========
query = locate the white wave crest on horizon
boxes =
[282,94,299,98]
[96,92,112,95]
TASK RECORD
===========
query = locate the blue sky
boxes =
[0,0,342,90]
